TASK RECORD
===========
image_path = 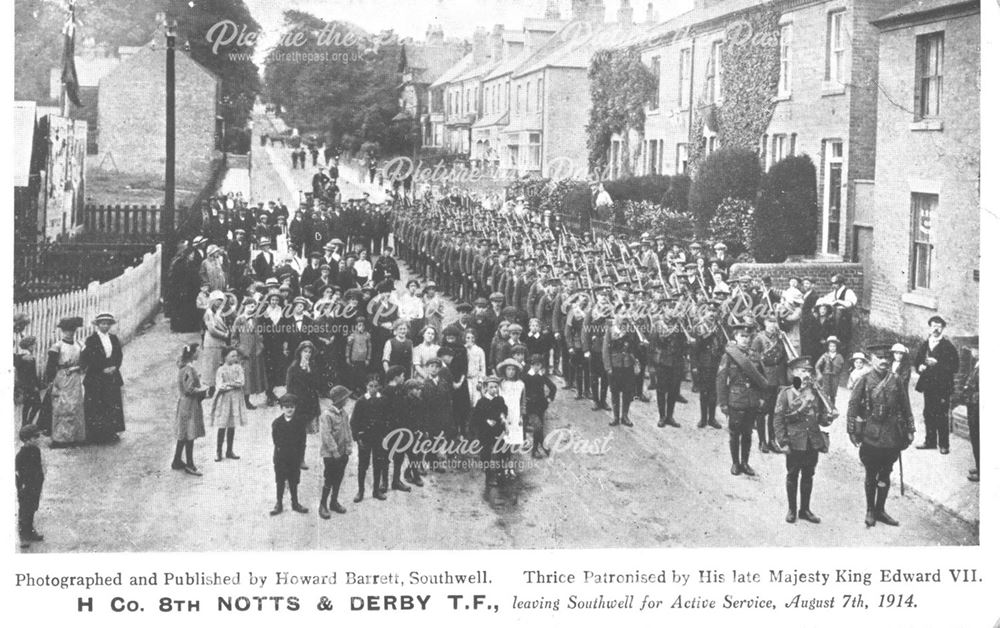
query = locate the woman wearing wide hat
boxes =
[81,312,126,443]
[285,340,324,468]
[40,316,88,446]
[200,291,231,396]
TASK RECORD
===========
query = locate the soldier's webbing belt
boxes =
[724,346,770,390]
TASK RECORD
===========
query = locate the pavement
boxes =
[16,115,977,552]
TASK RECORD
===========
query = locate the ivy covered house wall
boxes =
[590,0,912,266]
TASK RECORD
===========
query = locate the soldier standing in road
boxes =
[847,344,915,527]
[717,323,770,476]
[751,314,789,454]
[774,356,837,524]
[691,305,726,429]
[647,305,688,428]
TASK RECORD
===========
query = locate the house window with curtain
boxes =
[650,56,660,110]
[528,133,541,168]
[537,78,543,111]
[910,193,936,290]
[916,32,944,119]
[679,48,691,108]
[826,10,846,84]
[779,23,792,95]
[526,81,532,112]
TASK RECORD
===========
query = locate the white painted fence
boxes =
[15,245,162,371]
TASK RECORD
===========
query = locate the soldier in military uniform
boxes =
[647,304,688,428]
[750,314,789,453]
[774,356,837,524]
[603,314,645,427]
[691,305,726,429]
[717,323,770,476]
[847,344,915,527]
[583,289,612,411]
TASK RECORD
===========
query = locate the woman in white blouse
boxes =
[412,326,441,380]
[353,249,373,286]
[464,329,486,417]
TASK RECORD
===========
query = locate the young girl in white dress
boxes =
[211,347,247,462]
[497,359,525,480]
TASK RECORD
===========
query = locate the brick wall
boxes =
[870,10,980,339]
[728,261,863,299]
[98,47,219,183]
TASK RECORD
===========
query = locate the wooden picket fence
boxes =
[15,245,162,375]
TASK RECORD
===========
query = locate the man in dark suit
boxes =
[252,237,276,280]
[913,316,960,454]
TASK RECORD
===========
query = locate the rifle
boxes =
[764,290,799,359]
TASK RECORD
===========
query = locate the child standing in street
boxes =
[211,347,247,462]
[14,336,42,430]
[474,376,507,488]
[320,385,354,518]
[16,424,45,549]
[270,394,309,516]
[345,317,372,396]
[523,354,557,458]
[847,352,871,392]
[174,343,207,475]
[814,336,845,409]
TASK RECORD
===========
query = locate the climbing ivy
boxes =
[586,47,656,176]
[688,6,781,173]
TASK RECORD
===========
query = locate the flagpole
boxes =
[61,1,76,117]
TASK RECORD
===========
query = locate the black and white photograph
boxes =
[9,0,984,557]
[8,0,987,585]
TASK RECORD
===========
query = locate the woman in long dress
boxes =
[200,291,230,396]
[465,329,486,429]
[232,298,267,409]
[173,343,207,475]
[43,317,87,446]
[210,347,247,461]
[81,312,126,443]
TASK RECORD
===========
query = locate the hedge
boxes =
[688,147,760,235]
[752,155,819,262]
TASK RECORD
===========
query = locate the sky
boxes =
[243,0,693,63]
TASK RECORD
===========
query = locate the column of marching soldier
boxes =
[147,179,978,527]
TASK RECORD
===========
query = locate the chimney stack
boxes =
[544,0,561,20]
[472,26,489,65]
[645,2,660,24]
[425,23,444,44]
[617,0,634,25]
[490,24,504,62]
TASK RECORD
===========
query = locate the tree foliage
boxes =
[263,10,407,155]
[15,0,261,127]
[752,155,818,262]
[709,197,755,255]
[688,147,760,235]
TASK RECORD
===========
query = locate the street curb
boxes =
[901,479,979,528]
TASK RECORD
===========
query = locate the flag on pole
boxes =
[62,1,82,107]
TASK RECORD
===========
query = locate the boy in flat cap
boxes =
[16,424,45,549]
[271,394,309,516]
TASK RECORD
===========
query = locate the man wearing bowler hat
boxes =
[913,315,959,454]
[847,344,915,527]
